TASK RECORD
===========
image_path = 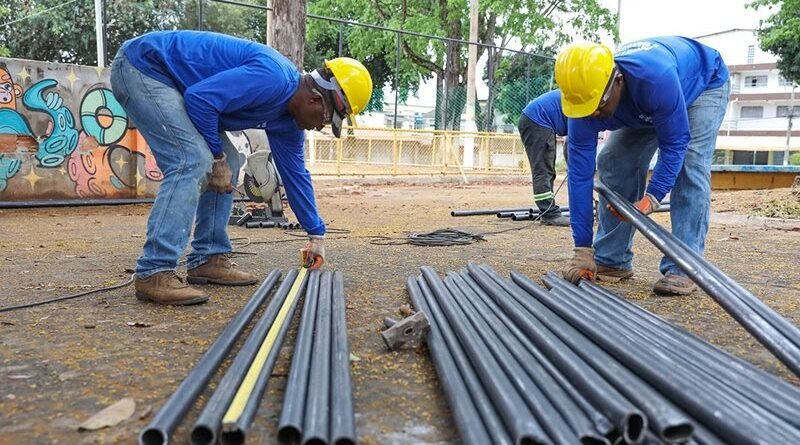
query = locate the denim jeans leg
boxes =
[594,126,659,270]
[187,133,241,269]
[110,53,213,278]
[660,81,730,276]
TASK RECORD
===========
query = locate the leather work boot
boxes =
[653,273,697,296]
[187,255,259,286]
[596,265,634,282]
[541,214,570,227]
[135,271,209,306]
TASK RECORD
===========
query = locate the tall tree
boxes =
[270,0,306,67]
[307,0,616,129]
[750,0,800,84]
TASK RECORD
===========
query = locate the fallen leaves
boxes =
[78,397,135,431]
[126,321,153,328]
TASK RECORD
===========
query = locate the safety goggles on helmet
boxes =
[310,69,352,138]
[596,66,620,111]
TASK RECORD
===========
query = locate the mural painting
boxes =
[0,58,162,200]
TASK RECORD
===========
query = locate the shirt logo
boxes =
[615,41,658,57]
[638,113,653,124]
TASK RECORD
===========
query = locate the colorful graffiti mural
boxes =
[0,59,163,200]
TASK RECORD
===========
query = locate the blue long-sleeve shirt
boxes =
[122,31,325,235]
[522,90,568,136]
[566,36,728,247]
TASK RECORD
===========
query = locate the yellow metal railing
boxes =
[305,126,533,176]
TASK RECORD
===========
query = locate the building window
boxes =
[777,106,800,117]
[780,76,795,87]
[747,45,755,64]
[740,106,764,119]
[744,75,768,88]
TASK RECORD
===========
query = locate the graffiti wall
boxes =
[0,57,163,200]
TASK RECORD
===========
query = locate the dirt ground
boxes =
[1,179,800,445]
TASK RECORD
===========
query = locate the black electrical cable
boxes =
[370,175,568,247]
[0,274,135,313]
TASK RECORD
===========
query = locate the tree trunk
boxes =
[269,0,306,68]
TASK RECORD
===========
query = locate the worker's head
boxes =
[288,57,373,138]
[555,43,624,119]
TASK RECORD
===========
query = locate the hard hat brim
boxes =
[562,94,602,119]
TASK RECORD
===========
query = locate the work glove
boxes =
[562,247,597,284]
[301,235,325,270]
[208,153,233,194]
[608,193,659,222]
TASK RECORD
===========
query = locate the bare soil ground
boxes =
[1,179,799,445]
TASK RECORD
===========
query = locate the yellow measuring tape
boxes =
[222,267,308,424]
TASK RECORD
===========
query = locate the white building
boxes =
[694,28,798,165]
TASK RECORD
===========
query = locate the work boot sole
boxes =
[135,291,208,306]
[186,276,259,286]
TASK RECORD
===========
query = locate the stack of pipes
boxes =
[409,263,800,445]
[278,270,356,445]
[597,181,800,377]
[453,204,669,221]
[139,268,355,445]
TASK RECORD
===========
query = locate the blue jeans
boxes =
[594,80,730,277]
[110,51,240,278]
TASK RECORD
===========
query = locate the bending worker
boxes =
[557,36,729,295]
[110,30,372,305]
[519,89,570,226]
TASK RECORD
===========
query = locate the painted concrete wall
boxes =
[0,57,164,200]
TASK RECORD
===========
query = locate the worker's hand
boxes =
[301,235,325,270]
[562,247,597,284]
[208,154,233,194]
[607,193,659,222]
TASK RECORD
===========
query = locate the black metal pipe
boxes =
[451,207,534,217]
[236,213,252,226]
[578,280,800,426]
[245,221,262,229]
[303,270,333,445]
[420,267,548,445]
[278,269,322,445]
[220,269,309,445]
[447,273,610,445]
[464,265,646,444]
[544,273,800,440]
[138,270,281,445]
[443,274,579,445]
[596,181,800,376]
[330,271,356,445]
[190,269,299,445]
[515,271,796,445]
[409,276,500,445]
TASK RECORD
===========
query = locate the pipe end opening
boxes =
[190,426,215,445]
[580,434,611,445]
[306,439,326,445]
[277,426,302,445]
[663,424,694,443]
[139,428,166,445]
[519,437,548,445]
[220,429,245,445]
[623,412,646,445]
[334,439,356,445]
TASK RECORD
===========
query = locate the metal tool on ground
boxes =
[230,149,290,227]
[381,311,430,351]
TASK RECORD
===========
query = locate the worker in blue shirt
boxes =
[110,31,373,305]
[556,37,729,295]
[519,89,570,226]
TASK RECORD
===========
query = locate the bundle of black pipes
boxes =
[503,205,670,221]
[191,269,308,445]
[139,270,282,445]
[278,269,356,445]
[409,264,800,445]
[596,181,800,377]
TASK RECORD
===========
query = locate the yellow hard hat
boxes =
[325,57,373,116]
[555,43,615,118]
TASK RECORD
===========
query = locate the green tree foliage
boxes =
[750,0,800,84]
[306,0,617,129]
[490,50,555,128]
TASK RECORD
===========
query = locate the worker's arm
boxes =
[184,63,288,157]
[565,119,599,248]
[267,128,326,236]
[644,69,690,202]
